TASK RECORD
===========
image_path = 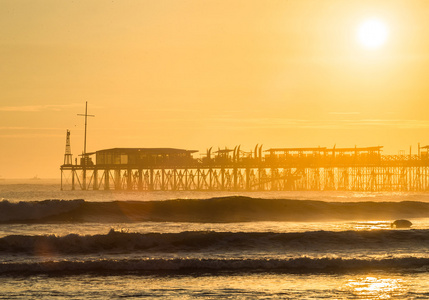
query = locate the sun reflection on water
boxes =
[353,221,391,231]
[345,276,406,299]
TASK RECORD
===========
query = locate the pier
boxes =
[60,144,429,191]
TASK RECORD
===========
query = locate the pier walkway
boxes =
[60,145,429,191]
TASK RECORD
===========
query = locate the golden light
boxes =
[357,18,389,49]
[345,276,406,298]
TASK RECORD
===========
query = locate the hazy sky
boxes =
[2,0,429,178]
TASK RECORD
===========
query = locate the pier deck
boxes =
[60,146,429,191]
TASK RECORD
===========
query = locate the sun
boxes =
[357,18,389,49]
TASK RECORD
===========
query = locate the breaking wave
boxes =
[1,229,428,254]
[1,257,429,275]
[1,196,429,223]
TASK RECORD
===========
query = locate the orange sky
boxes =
[2,0,429,178]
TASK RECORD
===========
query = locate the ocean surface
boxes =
[1,179,429,299]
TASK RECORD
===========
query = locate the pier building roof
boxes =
[266,146,382,154]
[96,148,198,154]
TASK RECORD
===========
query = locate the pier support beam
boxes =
[104,169,110,190]
[93,169,99,190]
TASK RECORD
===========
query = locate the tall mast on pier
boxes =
[77,102,95,190]
[77,101,95,157]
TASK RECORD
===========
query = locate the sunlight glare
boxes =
[345,276,405,299]
[357,18,389,49]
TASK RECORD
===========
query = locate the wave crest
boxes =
[2,257,429,275]
[0,199,84,222]
[1,229,428,254]
[2,196,429,223]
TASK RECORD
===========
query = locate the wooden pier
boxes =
[60,145,429,191]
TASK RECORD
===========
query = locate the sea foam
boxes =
[1,229,428,254]
[1,256,429,275]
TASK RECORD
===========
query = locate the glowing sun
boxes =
[357,18,389,49]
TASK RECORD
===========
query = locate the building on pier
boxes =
[264,146,383,167]
[94,148,198,167]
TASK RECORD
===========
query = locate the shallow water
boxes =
[2,272,429,299]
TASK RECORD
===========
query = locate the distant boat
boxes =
[30,175,41,180]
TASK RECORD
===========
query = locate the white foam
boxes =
[2,257,429,274]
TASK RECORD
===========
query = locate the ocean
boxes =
[1,179,429,299]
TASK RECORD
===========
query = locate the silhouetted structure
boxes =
[61,141,429,191]
[63,130,73,165]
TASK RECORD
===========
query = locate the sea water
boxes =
[1,179,429,299]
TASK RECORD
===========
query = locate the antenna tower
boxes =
[77,101,95,158]
[77,102,95,191]
[64,129,73,165]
